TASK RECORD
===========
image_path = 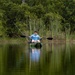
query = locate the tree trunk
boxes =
[22,0,25,4]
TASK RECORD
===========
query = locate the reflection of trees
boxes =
[3,45,22,71]
[1,43,75,75]
[49,43,65,75]
[38,43,52,75]
[62,42,75,75]
[0,45,5,75]
[47,42,74,75]
[3,44,30,75]
[40,43,66,75]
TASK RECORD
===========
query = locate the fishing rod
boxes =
[15,24,53,40]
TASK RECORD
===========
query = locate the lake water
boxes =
[0,42,75,75]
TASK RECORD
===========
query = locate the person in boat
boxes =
[29,31,41,43]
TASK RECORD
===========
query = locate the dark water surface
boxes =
[0,42,75,75]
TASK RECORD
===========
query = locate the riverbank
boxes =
[0,38,27,44]
[0,38,75,45]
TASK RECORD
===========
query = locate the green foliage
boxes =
[0,9,5,36]
[11,0,22,4]
[43,12,62,29]
[0,0,75,38]
[0,21,3,36]
[31,4,45,18]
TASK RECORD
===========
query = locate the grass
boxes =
[0,33,75,45]
[0,38,27,44]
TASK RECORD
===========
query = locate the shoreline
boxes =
[0,38,27,44]
[0,38,75,44]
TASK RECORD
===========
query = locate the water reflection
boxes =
[29,48,41,62]
[0,43,75,75]
[4,44,24,72]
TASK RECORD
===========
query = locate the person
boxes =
[30,31,41,43]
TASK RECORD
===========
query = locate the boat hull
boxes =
[29,42,42,48]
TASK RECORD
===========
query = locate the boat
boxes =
[29,42,42,48]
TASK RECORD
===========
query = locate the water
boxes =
[0,42,75,75]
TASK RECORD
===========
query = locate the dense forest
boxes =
[0,0,75,39]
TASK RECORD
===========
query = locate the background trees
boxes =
[0,0,75,39]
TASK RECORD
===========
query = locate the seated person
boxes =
[30,31,41,43]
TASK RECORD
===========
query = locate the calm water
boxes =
[0,42,75,75]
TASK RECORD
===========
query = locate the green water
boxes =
[0,42,75,75]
